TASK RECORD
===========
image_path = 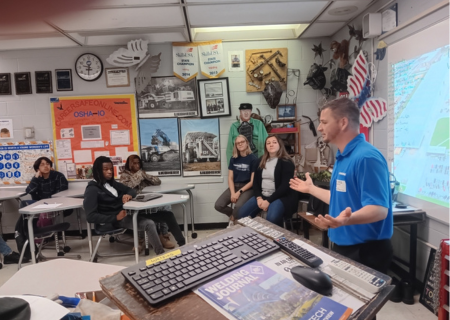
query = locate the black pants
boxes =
[147,211,186,246]
[332,239,393,274]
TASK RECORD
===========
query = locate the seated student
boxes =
[15,156,70,258]
[238,135,297,227]
[214,135,257,226]
[120,155,185,248]
[0,237,29,266]
[83,156,166,255]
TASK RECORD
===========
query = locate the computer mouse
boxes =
[290,266,333,296]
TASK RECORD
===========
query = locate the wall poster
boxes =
[139,118,181,176]
[0,141,53,184]
[50,94,139,180]
[179,118,221,177]
[136,76,198,118]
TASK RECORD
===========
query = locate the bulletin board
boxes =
[0,141,53,184]
[50,94,139,180]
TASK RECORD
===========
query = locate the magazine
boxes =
[198,261,353,320]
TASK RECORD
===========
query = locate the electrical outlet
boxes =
[24,126,35,139]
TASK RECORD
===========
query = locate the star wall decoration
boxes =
[312,42,326,59]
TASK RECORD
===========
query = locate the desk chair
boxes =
[86,222,149,262]
[17,222,75,269]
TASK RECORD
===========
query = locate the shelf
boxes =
[270,128,299,134]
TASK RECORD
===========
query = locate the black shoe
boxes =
[401,279,415,305]
[389,277,402,303]
[4,251,29,264]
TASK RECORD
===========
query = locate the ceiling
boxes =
[0,0,379,51]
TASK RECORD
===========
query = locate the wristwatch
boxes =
[239,189,243,194]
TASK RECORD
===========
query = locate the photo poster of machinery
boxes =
[179,118,221,177]
[136,76,198,118]
[245,48,288,92]
[0,141,53,184]
[138,118,181,177]
[50,94,139,180]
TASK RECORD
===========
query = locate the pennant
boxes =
[198,40,225,79]
[173,42,198,82]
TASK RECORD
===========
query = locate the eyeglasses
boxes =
[236,141,246,145]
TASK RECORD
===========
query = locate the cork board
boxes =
[245,48,288,92]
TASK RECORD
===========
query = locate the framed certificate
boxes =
[0,73,12,95]
[35,71,53,93]
[105,67,130,88]
[14,72,32,95]
[55,69,73,91]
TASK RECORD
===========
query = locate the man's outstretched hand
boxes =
[289,172,313,194]
[314,207,352,229]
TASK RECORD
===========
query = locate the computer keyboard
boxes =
[121,227,279,304]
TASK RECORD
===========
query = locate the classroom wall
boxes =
[0,37,330,233]
[331,0,449,282]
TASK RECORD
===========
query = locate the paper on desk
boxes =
[258,251,364,314]
[193,289,237,320]
[0,295,69,320]
[292,239,375,301]
[33,203,62,209]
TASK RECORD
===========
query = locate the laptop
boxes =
[133,193,163,202]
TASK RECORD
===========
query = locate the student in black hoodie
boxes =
[83,156,165,255]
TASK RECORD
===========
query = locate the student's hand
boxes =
[122,194,133,203]
[260,200,270,211]
[314,207,352,229]
[289,173,313,193]
[256,197,264,209]
[116,210,127,221]
[230,192,240,203]
[34,171,42,178]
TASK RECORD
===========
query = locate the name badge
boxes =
[336,180,346,192]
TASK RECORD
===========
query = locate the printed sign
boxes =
[198,40,225,79]
[172,42,198,82]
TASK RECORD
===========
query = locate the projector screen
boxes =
[388,19,449,223]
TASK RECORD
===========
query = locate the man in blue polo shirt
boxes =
[290,97,393,274]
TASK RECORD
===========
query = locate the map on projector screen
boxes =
[390,45,449,208]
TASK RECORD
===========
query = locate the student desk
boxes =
[99,217,394,320]
[298,209,427,287]
[0,259,124,296]
[19,197,84,264]
[53,184,88,237]
[142,183,197,238]
[123,194,189,263]
[0,190,26,235]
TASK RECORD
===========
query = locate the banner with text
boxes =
[198,40,225,79]
[173,42,198,82]
[50,94,139,180]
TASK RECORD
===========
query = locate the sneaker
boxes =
[159,234,175,249]
[4,251,29,264]
[227,220,234,228]
[389,277,402,303]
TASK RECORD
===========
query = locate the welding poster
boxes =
[0,141,53,184]
[197,40,225,79]
[50,94,139,180]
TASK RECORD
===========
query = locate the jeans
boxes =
[0,237,12,256]
[145,211,185,246]
[238,196,285,227]
[115,215,165,255]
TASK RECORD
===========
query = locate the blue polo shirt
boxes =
[328,134,393,246]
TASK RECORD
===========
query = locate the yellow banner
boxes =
[173,42,198,82]
[197,40,225,79]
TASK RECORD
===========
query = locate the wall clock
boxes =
[75,53,103,81]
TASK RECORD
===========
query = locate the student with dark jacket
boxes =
[238,135,297,227]
[83,156,165,255]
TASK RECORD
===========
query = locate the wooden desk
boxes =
[298,211,329,248]
[99,217,393,320]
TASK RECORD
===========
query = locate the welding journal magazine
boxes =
[198,261,352,320]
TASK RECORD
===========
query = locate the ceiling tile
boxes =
[317,0,373,21]
[0,36,78,51]
[48,7,185,31]
[0,22,55,35]
[300,22,346,38]
[88,0,179,7]
[85,32,186,46]
[188,2,328,27]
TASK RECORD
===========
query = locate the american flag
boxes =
[347,51,387,128]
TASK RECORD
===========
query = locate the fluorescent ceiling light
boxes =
[192,24,309,42]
